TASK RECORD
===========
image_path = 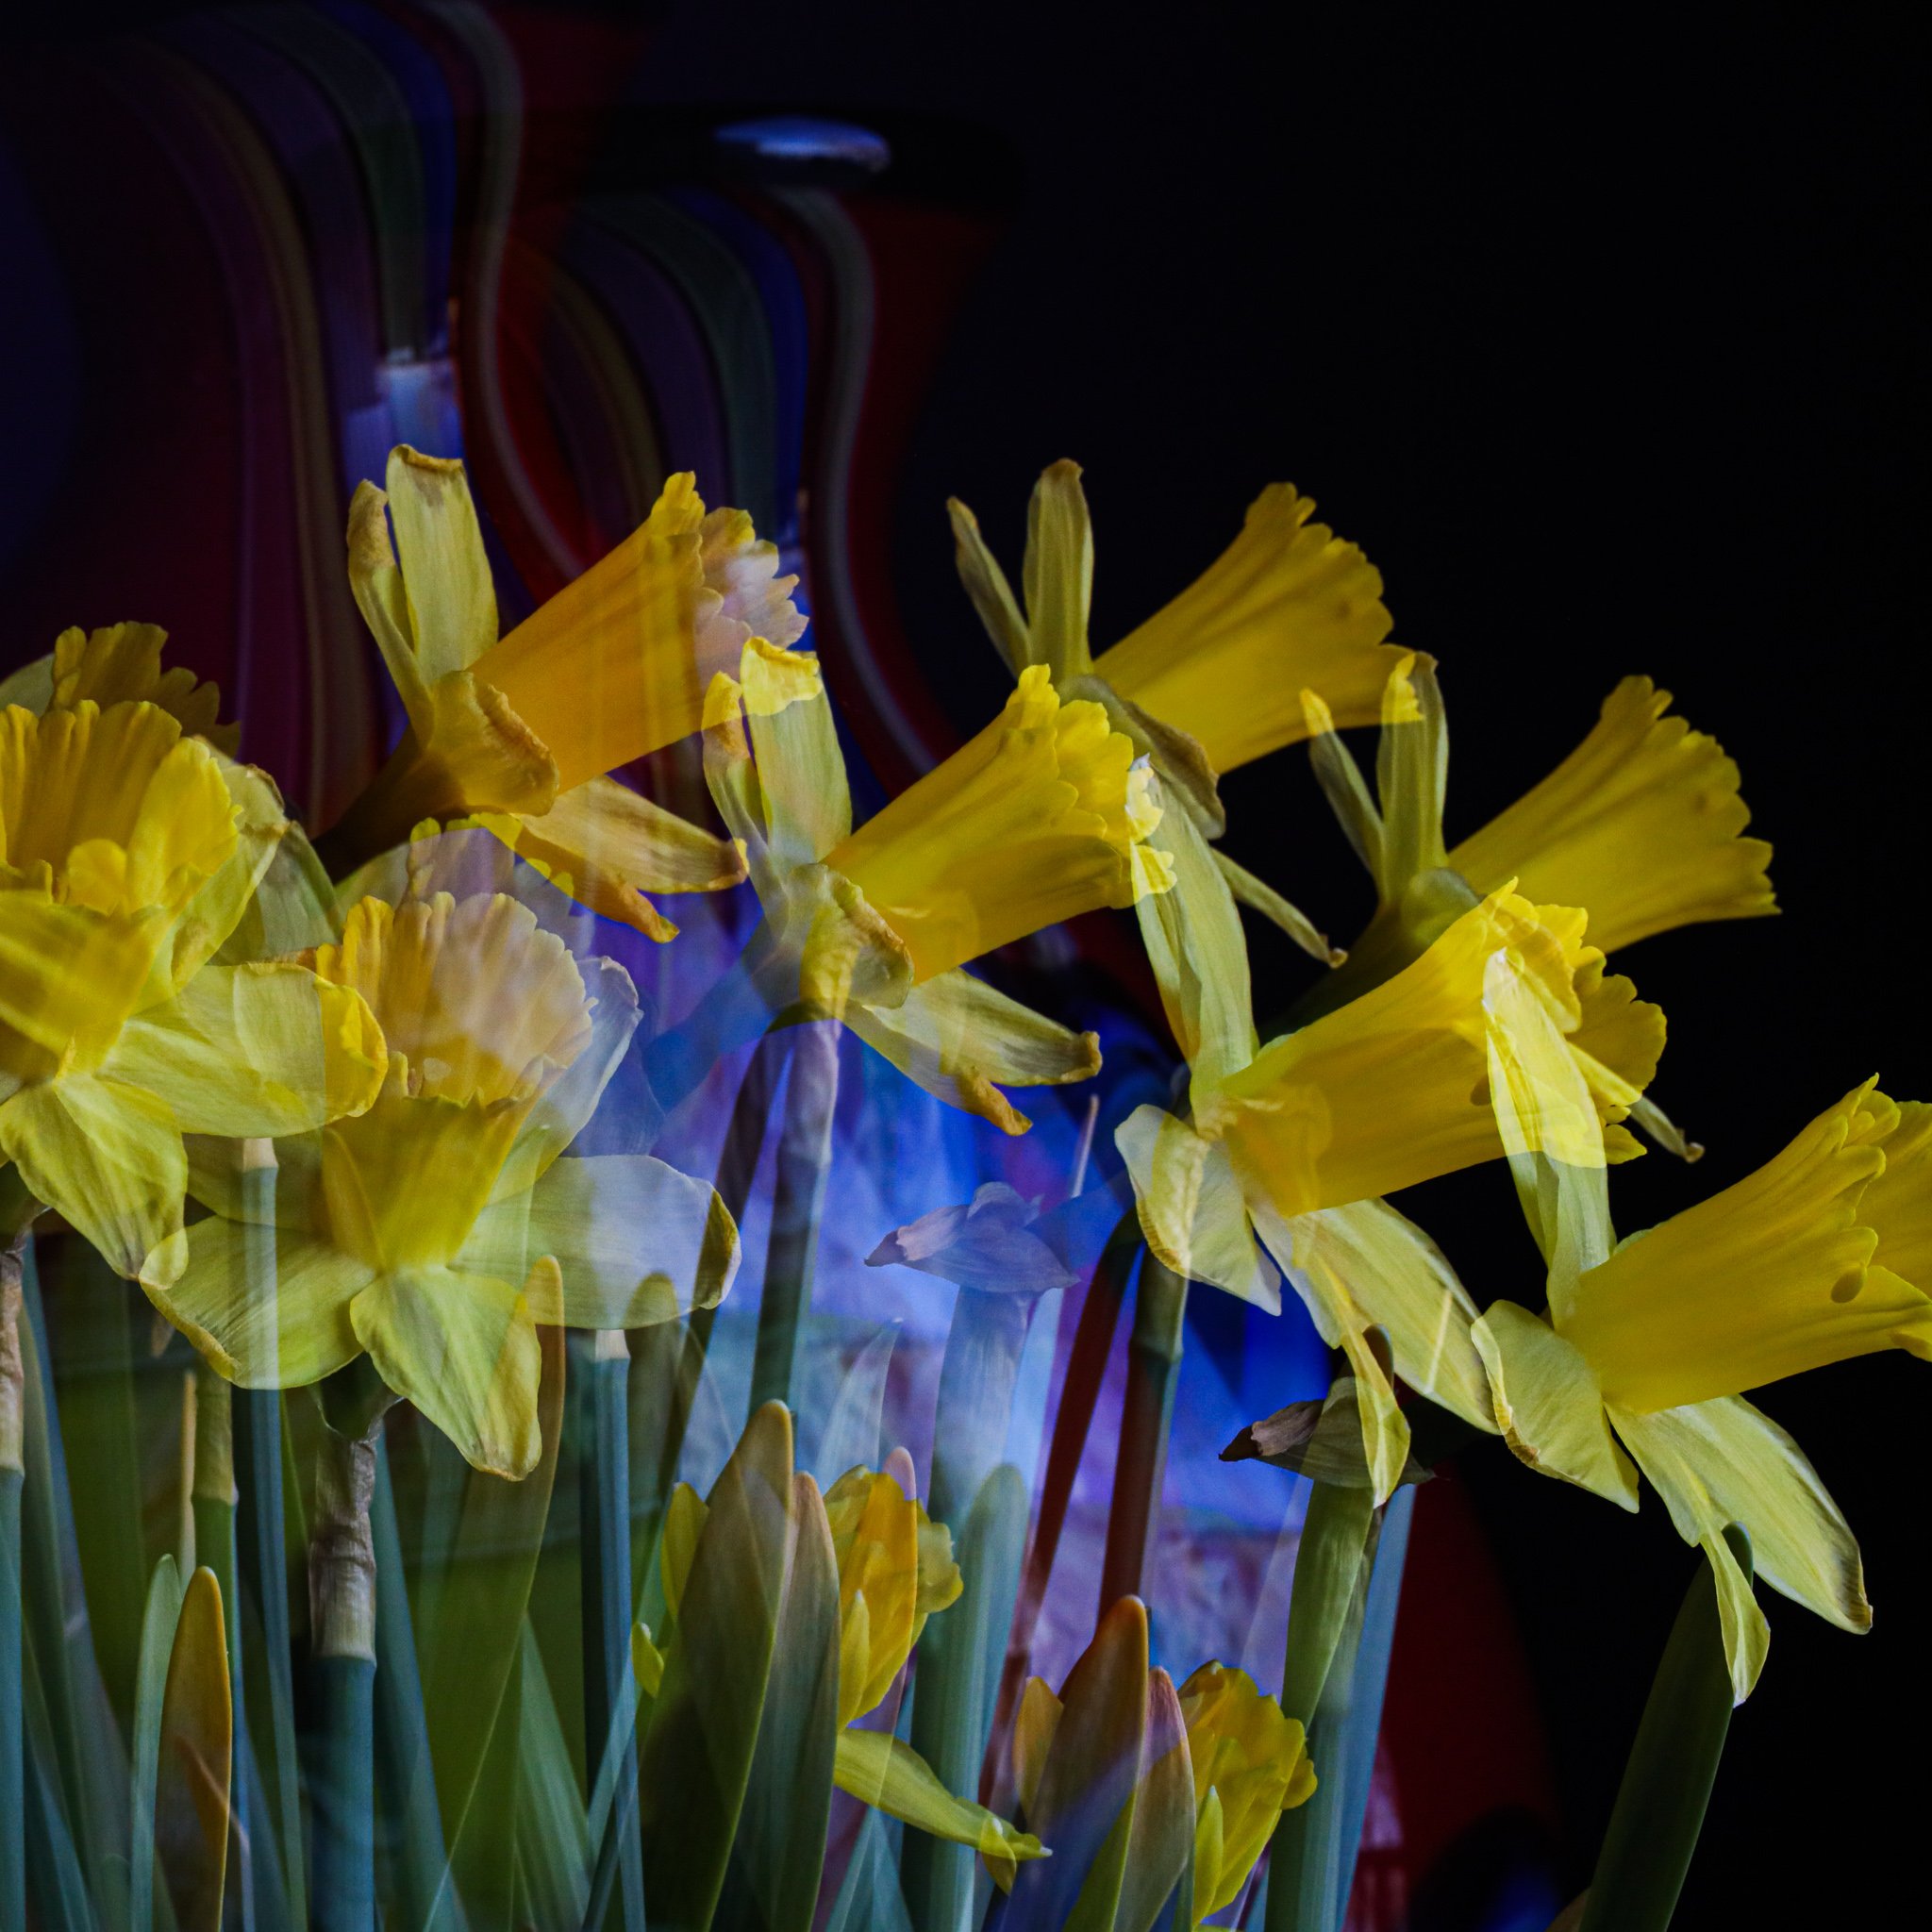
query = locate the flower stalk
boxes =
[1,1217,31,1932]
[1099,1255,1189,1609]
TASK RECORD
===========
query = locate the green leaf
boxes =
[512,1622,590,1930]
[639,1402,794,1931]
[156,1567,233,1932]
[718,1473,841,1932]
[131,1553,188,1932]
[1579,1526,1752,1932]
[824,1807,916,1932]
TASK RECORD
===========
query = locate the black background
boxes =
[11,3,1927,1924]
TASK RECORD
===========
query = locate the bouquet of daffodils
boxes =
[0,448,1917,1932]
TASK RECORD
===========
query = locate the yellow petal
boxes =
[0,1071,185,1276]
[632,1621,665,1699]
[0,653,54,712]
[140,1219,370,1388]
[823,1466,954,1723]
[469,474,708,792]
[1611,1395,1870,1639]
[1093,484,1401,773]
[1116,1104,1281,1312]
[1470,1298,1638,1509]
[346,477,430,724]
[1563,1081,1932,1411]
[465,1154,740,1327]
[1212,849,1341,969]
[1373,654,1448,896]
[831,1730,1045,1889]
[382,447,499,681]
[824,665,1173,984]
[349,1263,543,1478]
[1191,1787,1226,1930]
[842,966,1101,1137]
[1021,459,1095,684]
[104,963,386,1139]
[1131,789,1257,1090]
[155,1565,233,1932]
[1282,1198,1495,1435]
[947,495,1036,675]
[742,641,853,870]
[48,624,238,753]
[1448,676,1775,955]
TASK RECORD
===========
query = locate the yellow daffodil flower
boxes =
[702,639,1168,1132]
[1471,1060,1932,1700]
[949,460,1378,961]
[1117,764,1660,1498]
[1176,1661,1316,1926]
[823,1465,964,1724]
[0,621,240,753]
[142,868,739,1478]
[0,698,382,1274]
[1300,655,1773,1015]
[318,446,779,936]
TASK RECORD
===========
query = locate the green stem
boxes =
[0,1226,25,1932]
[1579,1526,1752,1932]
[903,1288,1036,1931]
[192,1369,248,1931]
[308,1417,382,1932]
[749,1019,841,1416]
[580,1332,645,1932]
[1099,1256,1188,1610]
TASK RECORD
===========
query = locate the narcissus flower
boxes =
[1473,1076,1932,1699]
[0,621,240,753]
[1118,773,1657,1496]
[142,877,739,1477]
[949,461,1378,959]
[1299,657,1773,1018]
[703,640,1166,1131]
[1176,1662,1316,1926]
[823,1465,963,1724]
[321,446,773,936]
[0,699,379,1274]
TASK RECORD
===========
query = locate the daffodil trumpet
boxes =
[948,459,1369,963]
[314,446,784,939]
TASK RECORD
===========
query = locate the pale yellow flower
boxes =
[0,621,240,753]
[321,447,776,936]
[0,699,380,1274]
[142,866,738,1477]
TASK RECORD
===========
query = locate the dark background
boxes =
[8,4,1926,1924]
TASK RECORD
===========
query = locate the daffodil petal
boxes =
[383,447,499,681]
[1470,1299,1638,1510]
[0,652,54,711]
[1116,1104,1281,1312]
[843,967,1100,1137]
[741,641,852,871]
[1611,1395,1870,1640]
[347,478,430,725]
[520,774,746,895]
[462,1154,739,1327]
[103,964,386,1139]
[831,1730,1045,1890]
[1021,459,1094,685]
[0,1072,185,1276]
[947,495,1036,675]
[350,1264,544,1478]
[140,1219,371,1387]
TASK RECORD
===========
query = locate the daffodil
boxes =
[141,859,739,1478]
[0,621,240,753]
[318,446,778,936]
[1298,654,1774,1021]
[1116,762,1661,1498]
[1471,1067,1932,1700]
[1176,1661,1316,1926]
[949,460,1381,959]
[701,638,1168,1132]
[656,1454,1041,1881]
[0,698,381,1274]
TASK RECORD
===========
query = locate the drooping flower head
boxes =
[143,842,738,1477]
[0,698,380,1273]
[702,641,1166,1132]
[1473,1062,1932,1700]
[322,447,777,936]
